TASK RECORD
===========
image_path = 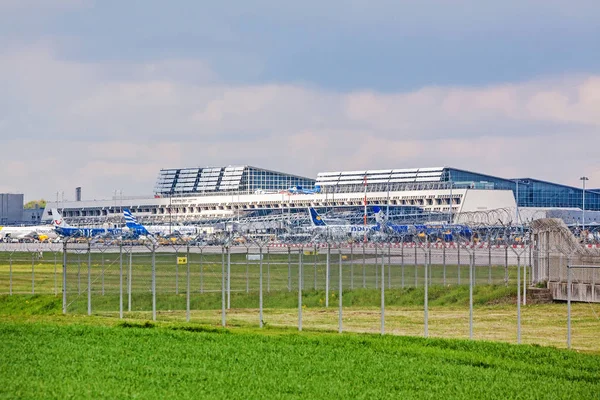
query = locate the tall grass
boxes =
[0,321,598,399]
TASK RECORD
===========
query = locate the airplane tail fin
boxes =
[123,209,150,236]
[123,208,138,228]
[51,209,70,228]
[308,207,327,227]
[372,206,387,225]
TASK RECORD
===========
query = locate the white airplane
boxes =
[0,224,58,242]
[305,207,378,238]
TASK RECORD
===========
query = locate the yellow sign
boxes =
[177,257,188,265]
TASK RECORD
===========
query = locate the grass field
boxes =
[2,290,600,353]
[1,292,599,398]
[1,319,599,399]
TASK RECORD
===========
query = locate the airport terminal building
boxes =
[41,165,600,227]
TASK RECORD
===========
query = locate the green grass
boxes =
[0,284,517,316]
[0,249,525,297]
[0,321,598,399]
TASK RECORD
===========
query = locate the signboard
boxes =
[177,257,188,265]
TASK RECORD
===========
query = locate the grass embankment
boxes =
[1,321,599,399]
[2,287,599,353]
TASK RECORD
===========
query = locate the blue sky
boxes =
[1,0,599,200]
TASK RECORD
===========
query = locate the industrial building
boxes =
[0,194,24,225]
[41,166,600,227]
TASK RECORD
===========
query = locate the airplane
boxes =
[123,209,151,237]
[123,209,198,237]
[306,207,377,238]
[0,224,58,242]
[287,185,321,195]
[372,206,472,240]
[51,209,123,238]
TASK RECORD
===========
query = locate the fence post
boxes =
[128,248,132,313]
[101,253,105,296]
[523,257,527,306]
[381,248,385,335]
[200,248,204,294]
[267,247,270,293]
[424,249,428,338]
[375,245,379,290]
[54,252,57,296]
[119,242,123,319]
[339,249,343,333]
[326,244,330,307]
[87,243,91,316]
[313,246,317,290]
[77,254,81,296]
[443,245,446,286]
[457,245,461,285]
[504,246,508,286]
[287,247,291,292]
[9,257,12,296]
[388,243,392,289]
[472,252,476,287]
[350,244,354,290]
[488,246,492,285]
[152,244,156,322]
[227,246,231,310]
[259,246,263,328]
[221,247,225,327]
[31,253,35,295]
[517,255,521,344]
[401,241,405,288]
[362,243,366,289]
[414,245,417,288]
[469,253,474,340]
[175,249,179,296]
[298,250,303,332]
[62,241,67,314]
[428,246,432,287]
[567,265,571,349]
[245,248,249,293]
[186,245,190,323]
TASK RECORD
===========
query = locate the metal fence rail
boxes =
[1,229,599,351]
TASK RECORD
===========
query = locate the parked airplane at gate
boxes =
[372,206,472,240]
[52,209,123,238]
[123,209,198,237]
[306,207,377,237]
[0,224,57,241]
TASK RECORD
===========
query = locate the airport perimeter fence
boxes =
[1,230,599,351]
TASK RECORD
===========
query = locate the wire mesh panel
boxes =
[6,213,600,351]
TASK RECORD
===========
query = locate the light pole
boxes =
[580,176,589,235]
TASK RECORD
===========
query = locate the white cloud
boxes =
[1,43,599,201]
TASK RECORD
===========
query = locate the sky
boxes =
[1,0,600,201]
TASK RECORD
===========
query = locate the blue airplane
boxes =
[372,206,472,239]
[52,209,123,238]
[123,209,151,236]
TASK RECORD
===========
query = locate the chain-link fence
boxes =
[1,218,599,351]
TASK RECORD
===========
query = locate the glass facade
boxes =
[154,166,315,196]
[154,164,600,212]
[445,168,600,211]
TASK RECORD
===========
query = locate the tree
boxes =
[24,199,46,209]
